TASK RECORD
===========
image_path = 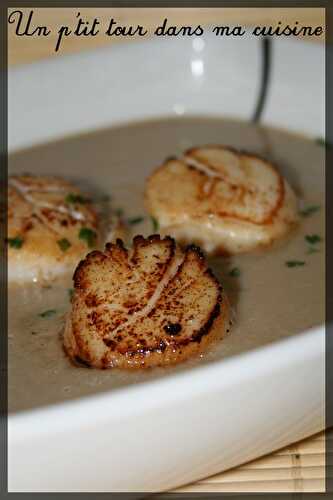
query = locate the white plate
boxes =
[8,32,325,492]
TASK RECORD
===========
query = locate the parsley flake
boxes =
[65,193,89,204]
[127,216,145,225]
[79,227,97,248]
[305,234,321,245]
[39,309,57,318]
[316,137,331,148]
[286,260,305,268]
[229,267,240,277]
[57,238,71,252]
[316,137,326,147]
[150,216,159,232]
[7,237,23,249]
[299,205,320,217]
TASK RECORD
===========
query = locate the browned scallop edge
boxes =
[70,235,178,363]
[114,244,223,358]
[73,250,108,290]
[70,240,130,365]
[184,145,286,225]
[10,176,99,234]
[72,235,177,298]
[62,344,92,369]
[131,234,176,264]
[73,234,177,287]
[73,238,126,290]
[66,238,224,368]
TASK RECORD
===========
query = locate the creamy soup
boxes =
[8,117,325,413]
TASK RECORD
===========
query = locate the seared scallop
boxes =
[145,146,299,255]
[7,175,121,283]
[64,235,230,369]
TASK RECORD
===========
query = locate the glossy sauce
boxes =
[8,117,325,413]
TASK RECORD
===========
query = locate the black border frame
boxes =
[2,3,331,498]
[325,3,332,496]
[1,5,8,499]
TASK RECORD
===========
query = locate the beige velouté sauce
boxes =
[8,117,325,413]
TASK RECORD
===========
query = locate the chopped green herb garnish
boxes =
[150,216,159,232]
[115,208,124,217]
[316,137,326,147]
[299,205,320,217]
[68,288,74,300]
[7,237,23,249]
[305,234,321,245]
[305,234,322,254]
[65,193,89,204]
[57,238,71,252]
[286,260,305,268]
[39,309,57,318]
[127,216,145,225]
[316,137,331,148]
[229,267,240,277]
[78,227,97,248]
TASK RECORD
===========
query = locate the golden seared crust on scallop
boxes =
[8,175,114,283]
[64,235,229,369]
[145,146,299,255]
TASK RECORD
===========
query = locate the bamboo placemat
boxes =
[172,429,330,493]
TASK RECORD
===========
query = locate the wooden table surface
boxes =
[8,7,326,494]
